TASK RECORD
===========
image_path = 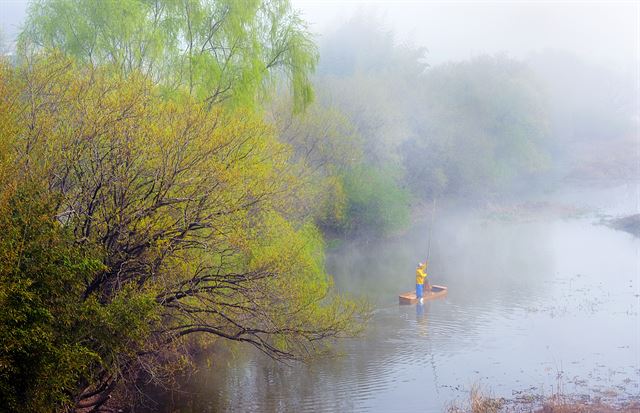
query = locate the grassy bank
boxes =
[447,384,640,413]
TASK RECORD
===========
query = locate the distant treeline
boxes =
[0,2,635,413]
[312,14,635,206]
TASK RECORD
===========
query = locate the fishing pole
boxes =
[426,197,437,263]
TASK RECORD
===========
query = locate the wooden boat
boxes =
[399,285,448,305]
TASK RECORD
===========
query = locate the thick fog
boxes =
[293,1,638,72]
[3,2,638,67]
[2,1,637,74]
[0,1,27,44]
[1,1,638,411]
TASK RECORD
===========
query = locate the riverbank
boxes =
[448,385,640,413]
[133,184,638,412]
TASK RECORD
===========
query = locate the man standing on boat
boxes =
[416,261,430,302]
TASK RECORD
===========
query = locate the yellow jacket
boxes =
[415,262,428,285]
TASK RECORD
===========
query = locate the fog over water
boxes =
[2,1,638,411]
[136,2,638,410]
[143,184,640,412]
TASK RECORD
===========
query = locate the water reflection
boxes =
[138,186,640,412]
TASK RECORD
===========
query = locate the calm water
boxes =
[142,183,640,412]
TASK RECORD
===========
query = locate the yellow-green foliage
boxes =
[338,164,411,235]
[20,0,318,111]
[318,175,348,227]
[269,96,390,235]
[246,213,364,353]
[0,53,365,411]
[0,183,158,412]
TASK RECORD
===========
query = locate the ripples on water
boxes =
[142,184,640,412]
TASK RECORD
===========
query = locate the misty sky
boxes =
[0,1,27,42]
[1,0,638,71]
[292,1,638,71]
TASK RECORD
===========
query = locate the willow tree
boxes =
[0,54,364,412]
[19,0,317,111]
